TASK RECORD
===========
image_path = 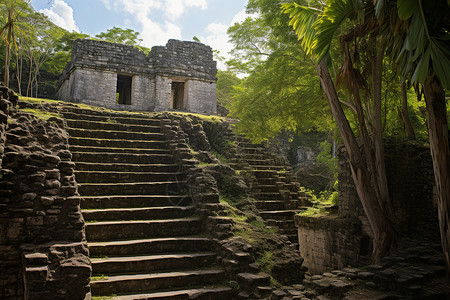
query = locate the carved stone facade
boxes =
[57,39,217,114]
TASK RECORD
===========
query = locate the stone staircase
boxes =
[230,137,312,244]
[63,108,232,299]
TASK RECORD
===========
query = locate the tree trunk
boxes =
[317,59,399,260]
[4,9,13,87]
[27,52,33,97]
[401,83,416,139]
[372,44,394,218]
[423,74,450,279]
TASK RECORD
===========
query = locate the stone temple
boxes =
[56,39,217,114]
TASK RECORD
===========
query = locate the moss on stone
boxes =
[21,108,60,120]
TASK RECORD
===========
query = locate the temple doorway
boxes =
[171,81,185,109]
[117,74,132,105]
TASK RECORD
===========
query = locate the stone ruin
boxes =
[56,39,218,115]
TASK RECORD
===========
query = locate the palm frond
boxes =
[313,0,361,61]
[281,3,321,55]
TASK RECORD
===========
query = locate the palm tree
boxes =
[383,0,450,278]
[283,0,450,276]
[282,0,400,261]
[0,0,30,87]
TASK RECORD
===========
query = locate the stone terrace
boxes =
[62,106,232,299]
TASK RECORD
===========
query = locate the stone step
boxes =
[259,210,297,220]
[266,219,295,230]
[75,171,182,183]
[250,170,278,178]
[90,269,225,296]
[83,206,195,221]
[285,234,299,244]
[62,110,161,125]
[89,237,213,257]
[67,128,166,141]
[112,286,233,300]
[91,252,216,275]
[67,119,161,133]
[250,165,288,171]
[255,178,279,185]
[238,142,264,149]
[80,195,192,209]
[240,147,265,154]
[258,185,281,193]
[85,219,202,242]
[69,145,171,155]
[78,181,185,196]
[253,200,287,211]
[241,153,266,160]
[252,192,285,200]
[69,137,170,149]
[72,152,173,164]
[74,162,179,173]
[246,159,276,166]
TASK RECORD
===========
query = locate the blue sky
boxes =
[31,0,249,68]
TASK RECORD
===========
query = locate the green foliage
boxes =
[95,26,141,45]
[92,297,116,300]
[315,140,338,178]
[216,70,241,108]
[298,181,338,217]
[226,1,335,143]
[94,26,150,54]
[42,31,90,74]
[257,250,274,274]
[90,275,108,281]
[387,1,450,89]
[219,194,240,208]
[21,108,60,120]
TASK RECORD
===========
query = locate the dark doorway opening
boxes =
[117,74,132,105]
[171,81,185,109]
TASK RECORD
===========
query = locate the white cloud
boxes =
[200,9,255,70]
[164,0,207,20]
[40,0,79,32]
[100,0,112,10]
[100,0,207,47]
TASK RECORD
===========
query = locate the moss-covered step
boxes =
[91,252,216,275]
[112,286,233,300]
[62,111,163,126]
[85,218,202,242]
[82,206,195,222]
[66,119,161,133]
[75,171,182,183]
[88,237,214,257]
[67,128,166,141]
[72,152,173,164]
[78,181,185,196]
[80,195,191,209]
[74,162,179,173]
[90,270,225,296]
[69,145,170,155]
[68,137,170,149]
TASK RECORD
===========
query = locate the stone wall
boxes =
[186,80,217,114]
[296,140,437,274]
[0,85,18,168]
[337,141,437,234]
[63,69,117,106]
[0,98,90,300]
[69,39,150,75]
[151,39,217,81]
[57,39,217,115]
[296,215,363,274]
[154,76,172,111]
